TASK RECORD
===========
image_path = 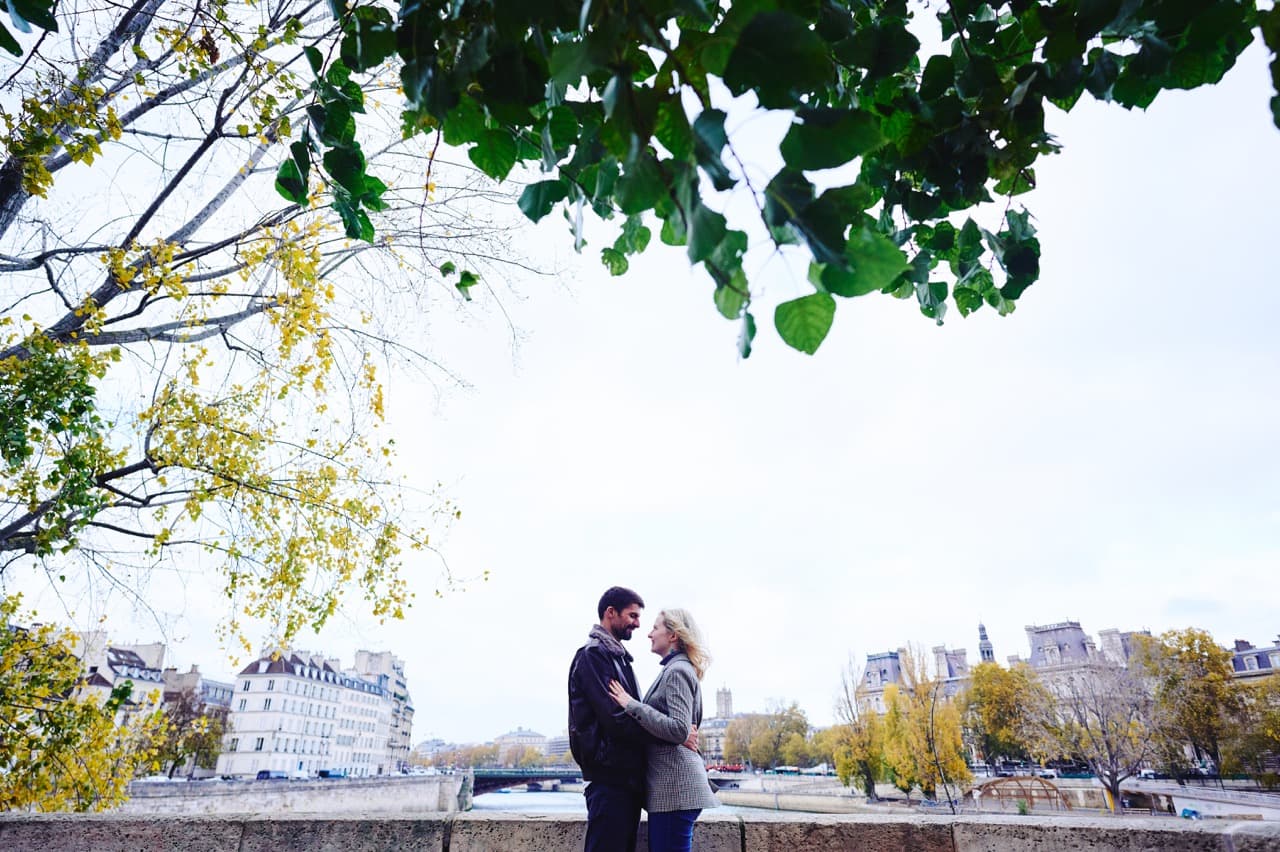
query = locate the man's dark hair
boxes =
[597,586,644,620]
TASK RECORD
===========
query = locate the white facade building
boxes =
[352,649,414,772]
[216,649,400,778]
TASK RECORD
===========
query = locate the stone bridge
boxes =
[470,767,582,795]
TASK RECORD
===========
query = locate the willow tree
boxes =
[0,0,528,649]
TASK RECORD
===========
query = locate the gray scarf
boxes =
[589,624,630,659]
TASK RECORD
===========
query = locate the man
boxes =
[569,586,649,852]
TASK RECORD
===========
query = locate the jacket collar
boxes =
[588,624,633,662]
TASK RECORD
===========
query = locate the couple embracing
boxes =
[568,586,718,852]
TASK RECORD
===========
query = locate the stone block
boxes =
[0,815,244,852]
[238,816,447,851]
[447,812,741,852]
[951,815,1280,852]
[449,812,586,851]
[644,811,741,852]
[742,813,955,851]
[1224,821,1280,851]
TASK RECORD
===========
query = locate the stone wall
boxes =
[113,774,465,816]
[2,812,1279,851]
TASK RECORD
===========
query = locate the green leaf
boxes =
[273,141,311,204]
[993,167,1035,196]
[546,105,579,152]
[845,20,920,81]
[601,247,629,276]
[439,261,457,277]
[549,39,601,86]
[10,0,56,31]
[714,269,750,320]
[919,54,955,100]
[443,97,487,147]
[333,193,374,242]
[468,129,518,180]
[723,12,832,109]
[615,155,665,215]
[692,109,735,190]
[0,22,21,56]
[457,270,479,300]
[954,286,984,316]
[738,311,757,359]
[775,292,836,355]
[687,205,727,265]
[820,227,909,297]
[779,109,885,171]
[518,179,569,223]
[340,6,396,73]
[655,99,695,161]
[323,145,366,193]
[619,214,652,254]
[763,168,815,230]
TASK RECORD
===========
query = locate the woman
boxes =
[607,608,718,852]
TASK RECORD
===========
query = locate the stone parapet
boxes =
[2,812,1279,851]
[115,775,465,816]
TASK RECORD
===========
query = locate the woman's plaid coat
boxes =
[623,652,720,813]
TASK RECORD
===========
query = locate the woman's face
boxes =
[648,617,676,657]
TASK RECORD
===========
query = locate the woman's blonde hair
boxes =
[660,608,711,680]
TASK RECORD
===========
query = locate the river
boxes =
[473,789,799,815]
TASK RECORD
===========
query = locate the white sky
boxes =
[12,41,1280,745]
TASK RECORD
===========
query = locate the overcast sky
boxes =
[13,41,1280,746]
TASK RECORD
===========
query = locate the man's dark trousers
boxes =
[583,780,642,852]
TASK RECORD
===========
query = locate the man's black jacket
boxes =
[568,632,648,790]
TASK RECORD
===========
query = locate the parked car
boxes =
[255,770,288,780]
[1035,767,1058,779]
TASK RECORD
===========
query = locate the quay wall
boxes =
[3,812,1280,851]
[112,774,465,816]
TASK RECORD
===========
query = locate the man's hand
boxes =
[682,724,699,753]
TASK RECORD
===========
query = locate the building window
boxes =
[243,680,251,691]
[263,698,272,711]
[254,737,265,751]
[238,699,247,712]
[229,738,239,752]
[1269,652,1280,668]
[267,679,275,691]
[1245,656,1259,671]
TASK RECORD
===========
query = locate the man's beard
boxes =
[611,625,633,641]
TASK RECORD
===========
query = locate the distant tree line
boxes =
[716,628,1279,813]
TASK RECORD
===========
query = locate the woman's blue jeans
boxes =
[647,809,700,852]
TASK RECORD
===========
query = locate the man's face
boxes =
[606,603,643,641]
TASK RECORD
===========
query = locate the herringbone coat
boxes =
[623,652,719,813]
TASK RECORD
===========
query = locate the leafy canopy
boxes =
[1,0,516,654]
[0,594,167,811]
[300,0,1275,355]
[3,1,1277,356]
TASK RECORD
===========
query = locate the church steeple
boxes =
[978,623,995,663]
